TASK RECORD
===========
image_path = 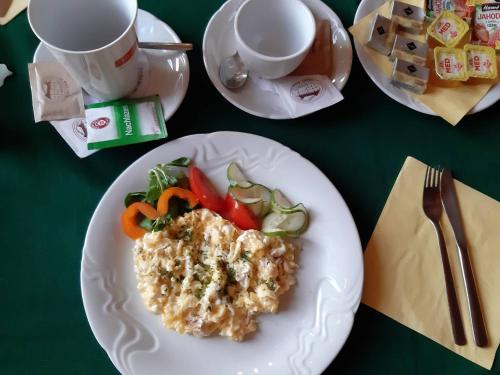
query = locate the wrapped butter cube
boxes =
[434,47,468,81]
[390,35,429,65]
[464,44,498,79]
[427,10,469,47]
[391,58,430,94]
[366,14,397,55]
[392,0,426,33]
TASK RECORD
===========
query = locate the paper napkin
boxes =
[0,0,27,25]
[363,156,500,369]
[348,0,499,126]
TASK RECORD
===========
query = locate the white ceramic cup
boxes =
[234,0,316,79]
[28,0,142,101]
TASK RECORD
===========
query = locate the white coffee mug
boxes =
[28,0,142,101]
[234,0,316,79]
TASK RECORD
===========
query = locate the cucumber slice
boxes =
[262,210,308,237]
[263,189,309,236]
[228,184,271,216]
[271,189,307,214]
[227,162,252,188]
[272,189,292,208]
[246,200,265,217]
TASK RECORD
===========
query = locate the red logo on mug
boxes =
[91,117,110,129]
[115,44,137,68]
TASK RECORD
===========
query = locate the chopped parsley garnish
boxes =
[159,267,168,277]
[194,288,204,299]
[184,229,193,241]
[227,266,236,283]
[265,280,276,291]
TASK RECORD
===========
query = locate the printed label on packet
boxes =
[434,47,468,81]
[426,0,474,22]
[464,44,498,78]
[85,95,167,150]
[472,3,500,49]
[427,10,470,47]
[271,75,344,118]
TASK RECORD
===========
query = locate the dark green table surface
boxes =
[1,0,499,374]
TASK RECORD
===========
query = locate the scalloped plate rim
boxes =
[81,131,363,375]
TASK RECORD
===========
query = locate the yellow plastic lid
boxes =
[427,11,469,47]
[464,44,498,79]
[434,47,469,81]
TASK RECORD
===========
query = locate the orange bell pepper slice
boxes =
[157,187,199,215]
[121,202,160,240]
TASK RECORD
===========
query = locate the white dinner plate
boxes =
[354,0,500,115]
[81,131,363,375]
[202,0,353,119]
[33,9,190,158]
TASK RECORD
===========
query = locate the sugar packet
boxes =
[0,64,12,86]
[51,118,98,159]
[257,74,344,118]
[28,62,85,123]
[86,95,167,150]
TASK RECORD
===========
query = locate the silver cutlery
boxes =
[422,166,466,345]
[441,169,488,347]
[138,42,193,52]
[219,52,249,89]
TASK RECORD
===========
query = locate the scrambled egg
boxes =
[133,208,298,341]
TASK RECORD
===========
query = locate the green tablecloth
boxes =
[0,0,498,373]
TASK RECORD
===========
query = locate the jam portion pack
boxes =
[472,2,500,49]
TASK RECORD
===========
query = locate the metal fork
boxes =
[422,166,466,345]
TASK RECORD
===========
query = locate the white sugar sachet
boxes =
[270,74,343,118]
[51,118,97,158]
[0,64,12,87]
[28,62,85,122]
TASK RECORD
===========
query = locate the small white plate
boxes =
[33,9,190,158]
[81,131,363,375]
[354,0,500,115]
[203,0,353,119]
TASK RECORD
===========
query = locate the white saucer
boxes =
[202,0,353,119]
[354,0,500,115]
[33,9,190,158]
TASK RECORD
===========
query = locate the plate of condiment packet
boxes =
[203,0,352,119]
[32,9,189,158]
[351,0,500,121]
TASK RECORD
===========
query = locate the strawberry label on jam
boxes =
[473,3,500,49]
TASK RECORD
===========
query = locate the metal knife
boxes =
[441,169,488,347]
